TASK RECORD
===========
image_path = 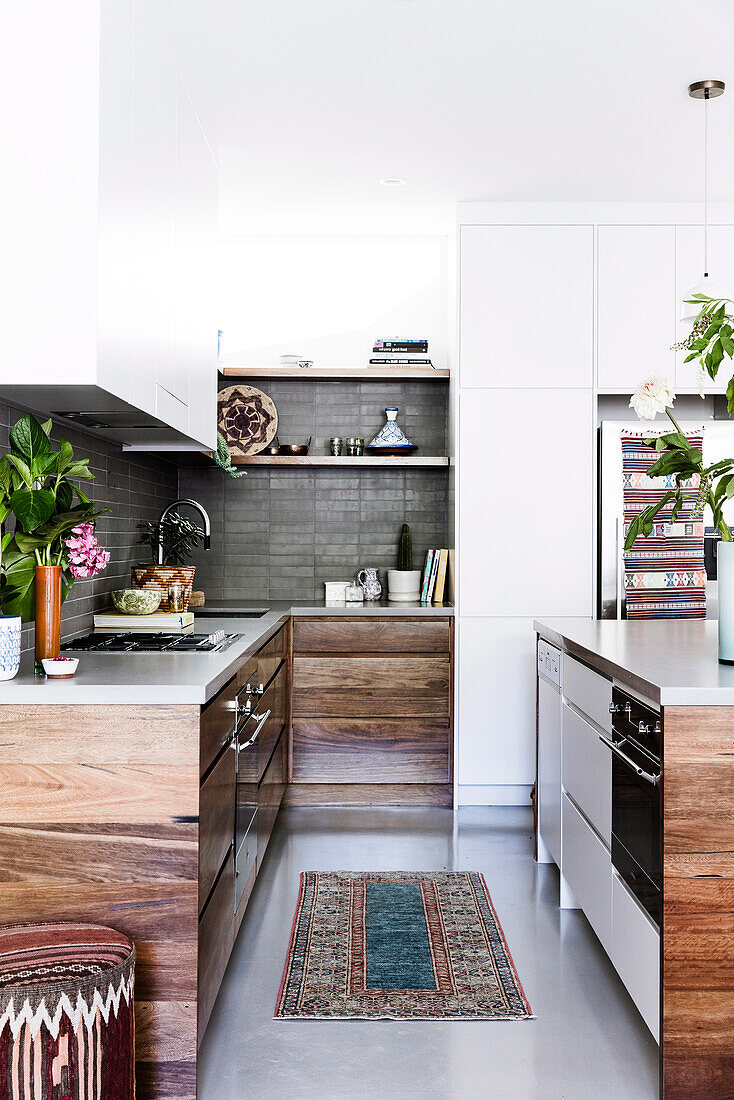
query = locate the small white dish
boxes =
[280,354,302,365]
[42,657,79,679]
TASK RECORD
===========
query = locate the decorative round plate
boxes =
[218,385,278,457]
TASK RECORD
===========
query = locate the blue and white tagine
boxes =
[0,615,21,680]
[367,407,417,455]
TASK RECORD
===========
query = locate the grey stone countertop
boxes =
[535,616,734,707]
[0,599,453,706]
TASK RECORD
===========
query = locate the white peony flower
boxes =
[629,374,676,421]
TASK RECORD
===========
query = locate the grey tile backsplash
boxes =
[1,378,450,634]
[181,379,450,601]
[0,399,178,652]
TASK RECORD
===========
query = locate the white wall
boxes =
[218,235,449,370]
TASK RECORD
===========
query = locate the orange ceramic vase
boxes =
[35,565,62,671]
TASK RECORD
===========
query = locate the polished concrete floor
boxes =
[198,807,659,1100]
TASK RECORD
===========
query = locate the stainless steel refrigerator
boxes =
[598,420,734,619]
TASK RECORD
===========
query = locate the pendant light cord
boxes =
[704,88,710,277]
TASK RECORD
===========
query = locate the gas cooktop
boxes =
[62,631,237,653]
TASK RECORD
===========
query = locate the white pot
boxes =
[387,569,422,602]
[0,615,21,680]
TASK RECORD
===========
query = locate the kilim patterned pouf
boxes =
[0,923,135,1100]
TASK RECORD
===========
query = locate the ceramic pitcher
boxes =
[357,568,382,601]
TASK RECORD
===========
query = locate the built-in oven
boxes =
[234,687,270,912]
[606,687,662,927]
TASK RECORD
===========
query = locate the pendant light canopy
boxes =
[681,79,726,321]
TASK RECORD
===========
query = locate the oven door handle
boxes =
[599,733,661,787]
[236,708,271,750]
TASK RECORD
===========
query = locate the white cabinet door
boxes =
[611,871,660,1040]
[538,675,562,866]
[561,703,611,846]
[176,77,218,450]
[458,618,537,788]
[561,793,612,954]
[458,388,593,617]
[597,226,676,392]
[459,225,594,388]
[675,225,734,393]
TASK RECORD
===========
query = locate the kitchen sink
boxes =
[201,607,270,618]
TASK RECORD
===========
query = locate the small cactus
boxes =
[397,523,413,571]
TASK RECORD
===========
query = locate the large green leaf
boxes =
[9,414,52,466]
[13,507,104,554]
[8,455,32,487]
[56,481,74,513]
[1,550,37,622]
[9,488,56,533]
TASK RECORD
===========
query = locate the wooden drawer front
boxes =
[200,654,258,776]
[257,730,286,864]
[293,657,450,717]
[293,618,450,655]
[198,847,234,1042]
[561,792,612,953]
[561,703,612,845]
[257,664,287,781]
[563,654,612,734]
[257,625,286,689]
[199,745,235,912]
[292,719,450,783]
[611,871,659,1041]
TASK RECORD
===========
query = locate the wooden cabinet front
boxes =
[257,730,286,864]
[198,743,236,913]
[292,718,450,783]
[257,663,287,781]
[200,653,258,776]
[293,617,449,655]
[197,847,234,1042]
[293,657,450,718]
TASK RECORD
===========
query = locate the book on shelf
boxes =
[368,358,435,367]
[373,339,429,354]
[420,550,435,603]
[426,550,441,602]
[433,549,449,604]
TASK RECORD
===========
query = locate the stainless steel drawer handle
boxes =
[598,733,661,787]
[237,708,271,750]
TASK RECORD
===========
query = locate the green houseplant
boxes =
[133,513,205,612]
[628,293,734,661]
[0,413,109,669]
[387,523,422,602]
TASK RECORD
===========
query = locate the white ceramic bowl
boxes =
[42,657,79,679]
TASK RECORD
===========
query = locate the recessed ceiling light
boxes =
[379,177,405,187]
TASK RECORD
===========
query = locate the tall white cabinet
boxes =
[0,0,217,451]
[456,221,594,804]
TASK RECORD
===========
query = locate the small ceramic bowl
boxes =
[111,589,162,615]
[42,657,79,679]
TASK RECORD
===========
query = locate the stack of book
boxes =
[370,339,434,369]
[93,610,195,633]
[420,548,449,604]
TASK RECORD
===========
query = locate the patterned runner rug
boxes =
[275,871,533,1020]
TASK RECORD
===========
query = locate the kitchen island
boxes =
[535,618,734,1100]
[0,601,453,1098]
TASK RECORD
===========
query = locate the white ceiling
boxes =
[165,0,734,234]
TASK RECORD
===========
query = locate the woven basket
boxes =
[131,565,196,612]
[0,921,135,1099]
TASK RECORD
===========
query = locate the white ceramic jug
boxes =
[357,568,382,601]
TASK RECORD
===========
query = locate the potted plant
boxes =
[0,413,109,671]
[134,514,205,611]
[628,292,734,661]
[387,523,423,602]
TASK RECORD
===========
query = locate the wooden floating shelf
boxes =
[219,366,450,382]
[231,455,450,467]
